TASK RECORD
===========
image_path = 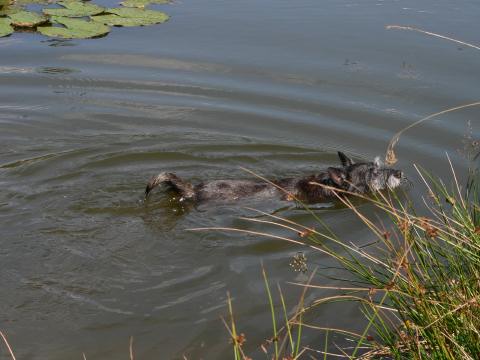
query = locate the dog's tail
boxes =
[145,172,196,201]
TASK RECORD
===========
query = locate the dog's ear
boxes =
[328,167,346,186]
[338,151,354,167]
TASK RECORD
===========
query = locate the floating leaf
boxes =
[2,0,170,39]
[108,7,169,22]
[0,4,21,15]
[38,16,110,38]
[90,13,146,27]
[43,0,105,17]
[16,0,52,5]
[0,17,13,37]
[8,10,47,27]
[91,7,168,27]
[120,0,169,9]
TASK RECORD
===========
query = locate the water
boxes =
[1,0,479,358]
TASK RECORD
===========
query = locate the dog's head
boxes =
[337,152,406,193]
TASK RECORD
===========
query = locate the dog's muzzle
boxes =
[387,170,407,189]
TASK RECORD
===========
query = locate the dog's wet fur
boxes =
[144,152,406,204]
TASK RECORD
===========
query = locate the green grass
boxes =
[223,266,313,360]
[224,155,480,359]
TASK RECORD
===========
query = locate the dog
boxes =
[144,152,405,204]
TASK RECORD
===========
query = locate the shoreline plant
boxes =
[220,152,479,359]
[220,24,480,359]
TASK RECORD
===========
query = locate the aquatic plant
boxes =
[0,0,170,39]
[91,7,169,27]
[0,17,13,36]
[38,15,110,39]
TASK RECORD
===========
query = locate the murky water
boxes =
[1,0,479,358]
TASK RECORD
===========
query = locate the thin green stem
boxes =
[262,266,278,359]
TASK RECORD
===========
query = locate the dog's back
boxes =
[144,152,405,204]
[194,180,278,202]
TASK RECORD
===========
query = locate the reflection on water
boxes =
[43,38,77,47]
[0,66,35,74]
[37,66,79,75]
[0,0,479,359]
[63,53,230,73]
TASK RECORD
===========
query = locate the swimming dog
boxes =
[144,152,405,204]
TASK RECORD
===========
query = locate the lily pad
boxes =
[91,7,169,27]
[16,0,53,5]
[90,14,146,27]
[0,4,21,15]
[38,16,110,38]
[0,17,13,37]
[120,0,169,9]
[43,0,105,17]
[8,10,47,27]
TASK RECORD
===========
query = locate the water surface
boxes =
[1,0,479,358]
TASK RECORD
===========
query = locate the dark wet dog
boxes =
[144,152,406,204]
